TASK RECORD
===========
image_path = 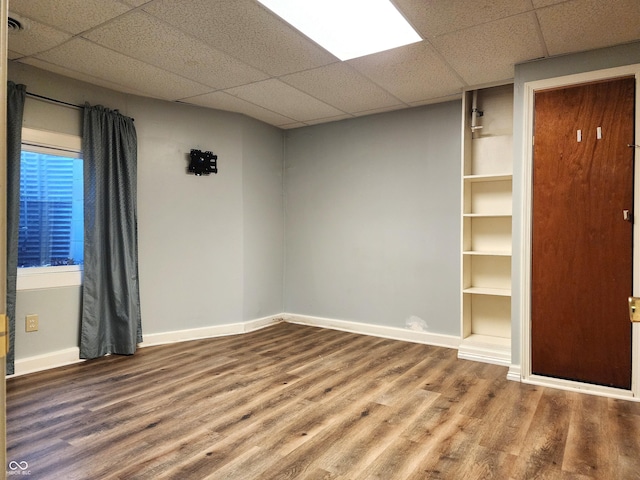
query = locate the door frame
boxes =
[520,64,640,400]
[1,0,8,474]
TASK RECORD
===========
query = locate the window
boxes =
[17,128,83,290]
[19,150,83,267]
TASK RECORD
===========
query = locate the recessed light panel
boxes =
[256,0,422,61]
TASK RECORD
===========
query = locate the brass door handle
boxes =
[629,297,640,322]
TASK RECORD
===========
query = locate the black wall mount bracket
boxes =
[188,149,218,176]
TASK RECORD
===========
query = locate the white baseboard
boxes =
[457,335,511,367]
[138,314,283,347]
[523,374,637,401]
[284,313,461,349]
[8,314,284,377]
[8,314,466,378]
[507,364,522,382]
[10,347,84,377]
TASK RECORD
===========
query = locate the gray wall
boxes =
[284,103,461,335]
[242,118,285,320]
[8,62,284,360]
[512,41,640,365]
[17,40,639,365]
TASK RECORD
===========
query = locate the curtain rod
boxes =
[26,91,83,109]
[25,91,135,121]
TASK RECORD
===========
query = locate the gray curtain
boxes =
[6,82,26,375]
[80,104,142,359]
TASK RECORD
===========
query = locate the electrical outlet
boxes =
[26,314,38,332]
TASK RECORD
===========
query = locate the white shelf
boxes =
[463,213,511,218]
[460,85,514,366]
[463,250,511,256]
[461,333,511,347]
[463,286,511,297]
[458,334,511,366]
[464,173,512,182]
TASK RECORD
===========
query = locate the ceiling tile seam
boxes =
[5,7,148,66]
[218,83,355,123]
[72,6,138,37]
[419,38,469,89]
[11,7,270,94]
[427,8,541,40]
[350,104,408,117]
[173,99,299,127]
[291,113,353,128]
[174,74,354,114]
[250,0,341,63]
[7,12,75,37]
[271,73,401,117]
[180,93,305,125]
[390,0,425,46]
[8,35,78,64]
[532,10,550,58]
[11,3,141,39]
[4,19,78,60]
[271,59,408,108]
[138,8,277,81]
[244,77,354,118]
[13,57,149,99]
[178,61,407,119]
[407,92,464,107]
[67,37,223,95]
[338,62,411,108]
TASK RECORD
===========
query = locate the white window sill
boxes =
[17,266,83,291]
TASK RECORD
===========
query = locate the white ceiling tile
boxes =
[408,93,463,108]
[84,11,268,90]
[225,79,345,122]
[9,0,132,35]
[31,38,212,100]
[537,0,640,56]
[396,0,534,37]
[181,91,296,127]
[279,63,404,114]
[303,114,354,126]
[280,122,308,130]
[351,105,408,117]
[19,57,149,97]
[143,0,337,76]
[431,12,546,86]
[531,0,567,6]
[7,0,640,129]
[8,20,71,56]
[348,42,465,103]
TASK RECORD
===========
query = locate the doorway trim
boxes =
[520,64,640,400]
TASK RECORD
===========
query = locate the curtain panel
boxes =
[6,82,26,375]
[80,104,142,359]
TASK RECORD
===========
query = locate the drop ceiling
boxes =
[8,0,640,129]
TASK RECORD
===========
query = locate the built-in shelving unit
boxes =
[459,84,514,366]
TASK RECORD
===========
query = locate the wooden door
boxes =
[531,77,635,389]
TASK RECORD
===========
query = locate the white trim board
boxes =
[138,314,283,347]
[284,313,461,349]
[457,335,511,367]
[7,313,461,377]
[8,314,284,377]
[525,375,636,402]
[520,64,640,401]
[507,364,521,383]
[11,347,84,377]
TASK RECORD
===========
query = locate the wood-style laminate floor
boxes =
[7,322,640,479]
